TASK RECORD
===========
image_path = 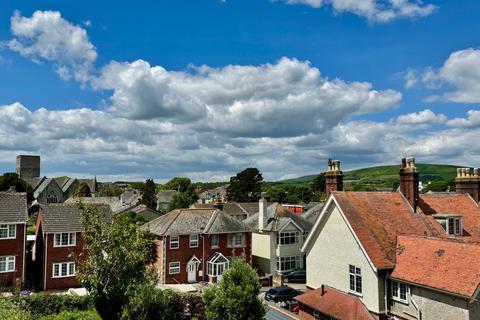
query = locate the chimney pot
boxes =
[475,168,479,177]
[321,284,325,296]
[457,168,461,177]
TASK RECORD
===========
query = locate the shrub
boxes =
[27,226,36,235]
[167,291,205,320]
[121,284,173,320]
[38,310,100,320]
[15,294,93,316]
[0,296,29,320]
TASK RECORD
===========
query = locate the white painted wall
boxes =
[252,232,276,274]
[390,283,480,320]
[305,203,385,314]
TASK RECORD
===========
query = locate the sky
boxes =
[0,0,479,182]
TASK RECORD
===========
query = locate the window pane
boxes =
[8,225,15,238]
[69,263,75,275]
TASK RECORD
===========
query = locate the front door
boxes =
[188,262,197,283]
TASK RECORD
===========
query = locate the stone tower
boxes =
[455,167,480,203]
[325,159,343,198]
[16,155,40,179]
[399,157,419,212]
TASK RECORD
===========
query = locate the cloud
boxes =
[6,10,96,83]
[94,57,402,137]
[277,0,437,23]
[395,109,446,125]
[403,69,418,89]
[447,110,480,128]
[418,48,480,103]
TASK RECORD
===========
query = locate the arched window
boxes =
[47,191,58,203]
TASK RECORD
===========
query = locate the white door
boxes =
[188,262,197,283]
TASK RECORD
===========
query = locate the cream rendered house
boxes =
[245,199,312,276]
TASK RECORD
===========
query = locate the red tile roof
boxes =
[420,193,480,240]
[391,235,480,298]
[295,286,374,320]
[332,192,439,269]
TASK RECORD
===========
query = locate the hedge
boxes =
[14,294,93,317]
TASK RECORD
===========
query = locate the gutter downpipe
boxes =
[200,234,206,281]
[385,272,389,317]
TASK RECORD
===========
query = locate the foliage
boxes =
[311,172,326,195]
[37,310,101,320]
[227,168,263,202]
[98,183,123,197]
[168,292,205,320]
[27,225,36,235]
[14,294,93,317]
[121,284,173,320]
[0,172,33,202]
[74,182,92,198]
[422,179,455,193]
[117,211,147,225]
[139,179,157,210]
[161,177,192,192]
[203,260,266,320]
[76,204,157,320]
[0,296,29,320]
[264,184,314,204]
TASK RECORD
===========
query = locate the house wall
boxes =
[389,284,480,320]
[154,238,165,284]
[305,204,385,314]
[161,232,251,284]
[276,222,306,270]
[43,232,83,291]
[37,182,64,204]
[251,231,276,275]
[298,305,332,320]
[0,224,26,288]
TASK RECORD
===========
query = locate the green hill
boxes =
[279,163,458,190]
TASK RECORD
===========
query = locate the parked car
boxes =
[265,286,300,303]
[282,270,306,283]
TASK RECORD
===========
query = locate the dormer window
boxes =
[434,215,462,236]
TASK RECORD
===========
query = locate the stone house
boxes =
[297,158,480,320]
[0,190,28,288]
[143,208,251,284]
[244,199,312,276]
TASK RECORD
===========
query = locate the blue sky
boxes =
[0,0,479,181]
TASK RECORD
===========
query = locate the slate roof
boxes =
[326,192,439,269]
[302,202,325,223]
[39,203,112,234]
[156,190,178,203]
[61,178,78,192]
[65,196,125,213]
[143,208,247,236]
[24,177,44,190]
[244,203,313,232]
[191,202,258,219]
[392,235,480,298]
[0,191,28,223]
[419,193,480,240]
[118,204,160,222]
[295,286,374,320]
[33,178,61,198]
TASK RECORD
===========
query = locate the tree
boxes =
[139,179,157,210]
[117,211,147,225]
[0,172,33,202]
[227,168,263,202]
[161,177,192,192]
[76,204,157,320]
[311,172,326,195]
[203,259,266,320]
[74,182,92,197]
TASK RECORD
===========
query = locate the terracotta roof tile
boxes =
[295,286,374,320]
[392,235,480,298]
[332,192,438,269]
[420,193,480,240]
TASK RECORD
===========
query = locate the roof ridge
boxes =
[162,209,182,235]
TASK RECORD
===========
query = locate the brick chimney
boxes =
[399,157,419,211]
[455,167,480,203]
[325,159,343,198]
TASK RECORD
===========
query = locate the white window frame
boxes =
[170,235,179,249]
[53,232,76,247]
[169,261,180,274]
[0,256,15,273]
[189,234,199,248]
[227,233,245,248]
[207,253,230,277]
[349,265,362,295]
[0,224,16,240]
[276,256,301,272]
[211,234,220,248]
[447,217,462,236]
[52,262,75,278]
[277,231,300,246]
[392,280,409,304]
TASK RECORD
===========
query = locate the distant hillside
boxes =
[278,164,458,190]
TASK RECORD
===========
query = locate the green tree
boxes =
[265,186,287,203]
[76,204,157,320]
[227,168,263,202]
[311,172,326,195]
[0,172,33,202]
[161,177,192,192]
[139,179,157,210]
[117,211,147,225]
[167,185,199,211]
[74,182,92,197]
[98,183,123,197]
[203,259,266,320]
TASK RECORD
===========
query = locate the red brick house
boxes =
[35,203,111,291]
[0,190,28,288]
[143,208,251,284]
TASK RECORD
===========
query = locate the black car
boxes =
[265,286,300,303]
[282,270,306,283]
